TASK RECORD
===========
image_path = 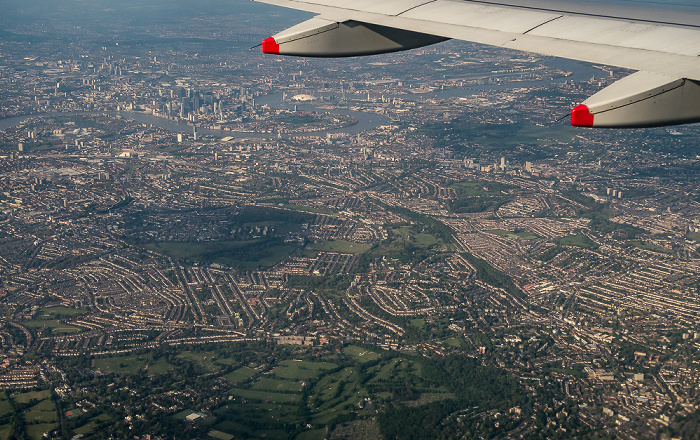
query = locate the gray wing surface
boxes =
[255,0,700,128]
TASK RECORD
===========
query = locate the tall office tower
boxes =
[193,126,197,141]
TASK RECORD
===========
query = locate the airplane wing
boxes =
[254,0,700,128]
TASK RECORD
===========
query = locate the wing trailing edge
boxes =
[572,72,700,128]
[256,0,700,128]
[263,17,447,57]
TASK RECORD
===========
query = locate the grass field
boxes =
[26,410,58,423]
[486,229,540,240]
[145,240,298,270]
[449,182,492,196]
[214,402,299,435]
[22,319,81,334]
[343,345,380,363]
[444,338,470,349]
[14,390,52,404]
[392,227,440,247]
[147,358,174,374]
[295,429,326,440]
[94,354,174,375]
[26,423,58,440]
[554,234,599,249]
[252,378,303,392]
[409,319,425,328]
[689,233,700,243]
[311,240,373,254]
[0,401,11,418]
[249,429,288,440]
[94,355,148,374]
[176,352,225,372]
[0,424,10,440]
[224,367,257,384]
[273,360,337,380]
[29,399,55,412]
[208,429,235,440]
[71,413,113,436]
[309,367,366,425]
[630,241,674,254]
[39,306,86,317]
[413,233,439,246]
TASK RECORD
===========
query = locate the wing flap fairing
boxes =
[264,17,448,57]
[572,71,700,128]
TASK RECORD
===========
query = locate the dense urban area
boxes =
[0,1,699,439]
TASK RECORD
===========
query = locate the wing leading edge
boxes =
[255,0,700,128]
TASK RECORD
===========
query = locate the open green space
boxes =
[26,409,58,423]
[554,234,599,249]
[176,351,226,372]
[251,429,288,440]
[391,226,439,246]
[273,360,337,380]
[252,377,303,392]
[0,424,10,440]
[446,181,514,214]
[39,306,87,317]
[409,319,425,329]
[275,114,324,125]
[144,239,297,270]
[94,354,149,374]
[444,338,470,349]
[0,401,11,418]
[689,233,700,243]
[147,358,175,374]
[22,319,81,334]
[93,353,175,375]
[450,181,512,196]
[310,239,373,254]
[26,423,58,440]
[413,233,439,246]
[418,118,576,151]
[486,229,540,240]
[295,429,326,440]
[229,388,300,403]
[208,430,235,440]
[630,241,674,254]
[214,402,300,435]
[343,345,380,363]
[28,399,55,412]
[14,390,52,404]
[224,367,258,384]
